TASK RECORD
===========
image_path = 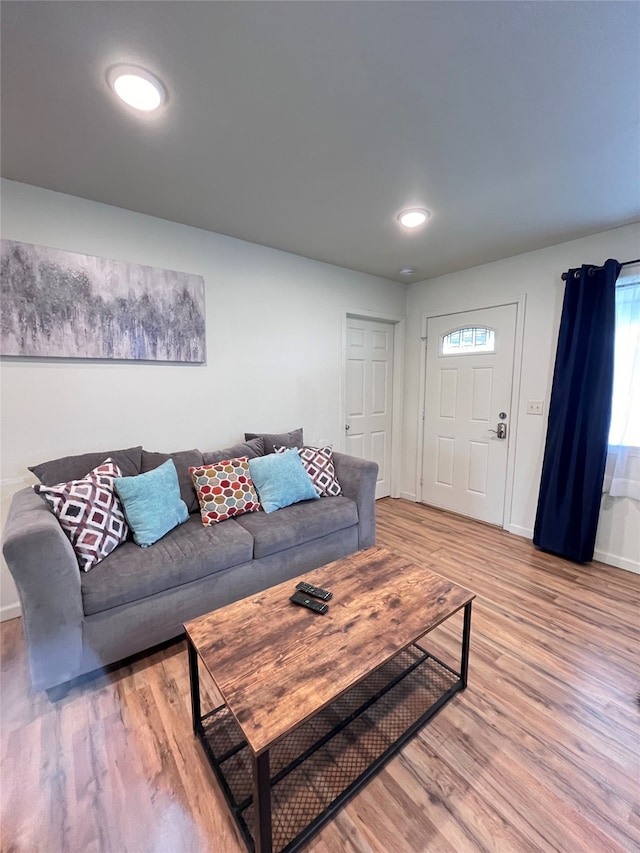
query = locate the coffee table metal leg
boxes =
[253,750,272,853]
[187,638,201,735]
[460,600,472,689]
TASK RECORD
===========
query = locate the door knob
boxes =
[488,423,507,439]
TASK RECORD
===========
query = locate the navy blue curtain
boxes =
[533,258,621,563]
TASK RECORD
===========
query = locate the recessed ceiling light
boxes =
[399,267,417,277]
[397,208,431,229]
[107,65,166,111]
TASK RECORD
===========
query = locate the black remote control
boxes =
[295,581,333,601]
[290,591,329,614]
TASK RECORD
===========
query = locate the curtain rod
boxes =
[561,258,640,281]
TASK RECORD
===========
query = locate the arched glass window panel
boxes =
[441,327,495,355]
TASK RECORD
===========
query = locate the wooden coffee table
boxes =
[184,546,475,853]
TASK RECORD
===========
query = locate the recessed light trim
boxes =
[397,208,431,229]
[107,65,166,111]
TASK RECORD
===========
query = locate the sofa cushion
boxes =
[244,428,303,455]
[248,450,318,513]
[141,448,203,513]
[80,514,254,615]
[202,437,265,465]
[29,446,143,486]
[115,460,189,547]
[234,496,357,558]
[190,458,260,524]
[33,459,129,572]
[275,445,342,497]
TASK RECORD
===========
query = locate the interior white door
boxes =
[421,304,517,525]
[345,318,394,499]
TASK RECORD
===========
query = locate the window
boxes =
[441,327,495,355]
[605,271,640,499]
[609,278,640,447]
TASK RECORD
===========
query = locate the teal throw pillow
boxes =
[248,449,319,514]
[114,458,188,547]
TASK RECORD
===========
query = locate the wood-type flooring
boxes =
[1,498,638,853]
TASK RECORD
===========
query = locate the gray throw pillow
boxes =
[141,448,204,514]
[244,428,303,455]
[29,446,143,486]
[202,437,265,465]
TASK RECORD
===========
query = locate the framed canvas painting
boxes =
[0,239,206,362]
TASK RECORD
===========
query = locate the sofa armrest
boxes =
[332,452,379,549]
[2,487,83,691]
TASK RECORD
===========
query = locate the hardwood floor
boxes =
[1,498,638,853]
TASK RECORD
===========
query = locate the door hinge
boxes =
[421,411,425,421]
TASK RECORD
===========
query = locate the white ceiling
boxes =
[2,1,639,283]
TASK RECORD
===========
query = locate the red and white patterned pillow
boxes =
[190,457,261,525]
[33,459,129,572]
[275,445,342,497]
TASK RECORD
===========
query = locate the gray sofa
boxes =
[2,440,378,696]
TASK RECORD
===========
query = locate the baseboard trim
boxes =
[506,524,533,539]
[399,491,417,502]
[500,535,638,574]
[593,549,639,574]
[0,602,21,622]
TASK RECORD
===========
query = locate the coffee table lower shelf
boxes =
[192,644,463,853]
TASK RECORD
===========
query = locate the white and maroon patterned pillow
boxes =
[275,445,342,497]
[33,459,129,571]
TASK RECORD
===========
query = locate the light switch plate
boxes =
[527,400,544,415]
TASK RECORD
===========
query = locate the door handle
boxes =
[488,423,507,439]
[345,424,350,431]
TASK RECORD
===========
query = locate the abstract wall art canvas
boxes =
[0,240,206,362]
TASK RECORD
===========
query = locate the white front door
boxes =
[345,317,394,498]
[421,304,517,525]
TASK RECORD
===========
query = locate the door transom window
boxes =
[440,327,495,355]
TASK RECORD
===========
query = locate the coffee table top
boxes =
[184,545,474,756]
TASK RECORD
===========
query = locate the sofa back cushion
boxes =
[244,428,303,455]
[202,437,265,465]
[29,446,143,486]
[141,448,203,513]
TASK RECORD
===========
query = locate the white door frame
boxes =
[416,295,526,530]
[342,309,405,498]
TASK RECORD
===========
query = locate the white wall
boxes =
[402,221,640,573]
[0,179,407,617]
[2,180,637,619]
